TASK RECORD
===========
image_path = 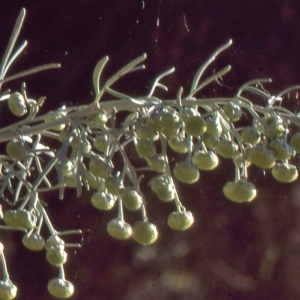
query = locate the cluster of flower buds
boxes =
[1,8,300,299]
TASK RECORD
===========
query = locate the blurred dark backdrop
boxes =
[1,1,300,299]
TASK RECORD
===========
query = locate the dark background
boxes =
[1,1,300,299]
